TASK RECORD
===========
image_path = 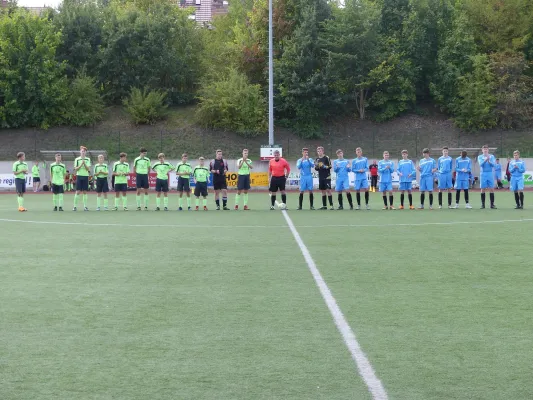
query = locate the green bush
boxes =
[66,72,105,126]
[196,69,267,137]
[123,87,168,125]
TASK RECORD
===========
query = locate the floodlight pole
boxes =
[268,0,274,146]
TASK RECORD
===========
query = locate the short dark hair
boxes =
[120,152,127,158]
[140,147,147,153]
[336,149,343,154]
[401,150,408,154]
[302,148,309,152]
[442,146,449,150]
[216,149,222,153]
[182,153,188,157]
[423,148,430,154]
[461,151,467,157]
[55,153,61,157]
[17,152,25,159]
[482,144,489,149]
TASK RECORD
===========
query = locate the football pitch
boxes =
[1,192,533,400]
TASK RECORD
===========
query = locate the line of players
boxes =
[296,145,527,210]
[11,144,527,212]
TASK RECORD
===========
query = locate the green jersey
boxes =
[237,158,252,175]
[194,165,210,183]
[50,162,66,185]
[152,161,174,180]
[134,156,151,174]
[113,161,130,184]
[74,156,91,177]
[32,165,40,178]
[175,162,192,178]
[94,163,109,178]
[12,161,28,179]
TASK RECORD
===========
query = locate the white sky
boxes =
[18,0,62,8]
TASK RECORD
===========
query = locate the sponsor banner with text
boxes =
[0,174,33,189]
[127,173,158,189]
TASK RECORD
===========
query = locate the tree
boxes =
[66,70,105,126]
[0,10,68,128]
[379,0,410,37]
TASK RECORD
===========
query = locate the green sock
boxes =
[59,194,64,207]
[244,193,248,206]
[144,195,149,208]
[115,197,119,207]
[195,198,199,206]
[136,195,141,207]
[53,194,58,206]
[164,197,168,208]
[83,194,88,207]
[74,193,79,207]
[17,196,21,207]
[122,196,127,207]
[156,197,161,207]
[97,197,101,208]
[186,197,191,207]
[20,197,24,207]
[203,198,207,207]
[235,194,240,205]
[104,198,108,208]
[179,198,183,207]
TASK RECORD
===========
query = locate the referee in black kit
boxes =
[210,149,230,210]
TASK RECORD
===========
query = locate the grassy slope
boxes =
[1,105,533,161]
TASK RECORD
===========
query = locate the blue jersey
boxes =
[419,157,436,177]
[333,159,351,179]
[351,157,368,181]
[297,158,314,177]
[455,157,471,181]
[438,156,453,174]
[494,163,502,179]
[378,159,394,183]
[397,159,416,183]
[509,159,526,178]
[478,154,496,174]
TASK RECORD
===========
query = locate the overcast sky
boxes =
[18,0,61,8]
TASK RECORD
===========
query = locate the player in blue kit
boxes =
[437,146,454,209]
[333,149,353,210]
[351,147,370,210]
[509,150,526,209]
[453,150,472,209]
[417,148,437,209]
[297,148,315,210]
[397,150,416,210]
[477,144,497,209]
[378,151,395,210]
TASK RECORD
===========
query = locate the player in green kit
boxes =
[152,153,174,211]
[134,148,151,210]
[193,157,210,211]
[73,146,91,211]
[13,152,29,211]
[32,161,41,192]
[94,154,109,211]
[235,149,253,210]
[50,153,67,211]
[176,153,193,211]
[112,153,130,211]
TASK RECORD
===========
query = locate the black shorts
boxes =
[269,176,286,192]
[156,178,169,193]
[15,178,26,194]
[213,175,227,190]
[237,175,250,191]
[318,178,331,191]
[115,183,128,192]
[371,176,378,186]
[177,177,190,192]
[33,177,40,183]
[136,174,149,189]
[52,184,64,194]
[76,176,89,191]
[194,182,208,197]
[96,178,109,193]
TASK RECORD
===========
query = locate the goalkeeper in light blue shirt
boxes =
[378,151,395,210]
[453,150,472,209]
[333,149,353,210]
[477,144,497,209]
[297,148,315,210]
[509,150,526,209]
[417,148,437,209]
[351,147,370,210]
[437,146,454,209]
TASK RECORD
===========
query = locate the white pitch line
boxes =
[281,210,389,400]
[0,217,533,229]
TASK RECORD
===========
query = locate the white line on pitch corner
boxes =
[281,210,388,400]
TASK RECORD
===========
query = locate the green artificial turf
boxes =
[1,191,532,399]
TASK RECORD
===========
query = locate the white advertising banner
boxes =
[0,174,33,189]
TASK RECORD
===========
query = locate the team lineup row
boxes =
[10,145,527,211]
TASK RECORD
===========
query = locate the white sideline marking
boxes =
[281,210,389,400]
[0,217,532,229]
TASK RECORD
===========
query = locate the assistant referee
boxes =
[268,150,291,210]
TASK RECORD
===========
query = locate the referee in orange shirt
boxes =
[269,150,291,210]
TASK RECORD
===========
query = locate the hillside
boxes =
[1,106,532,161]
